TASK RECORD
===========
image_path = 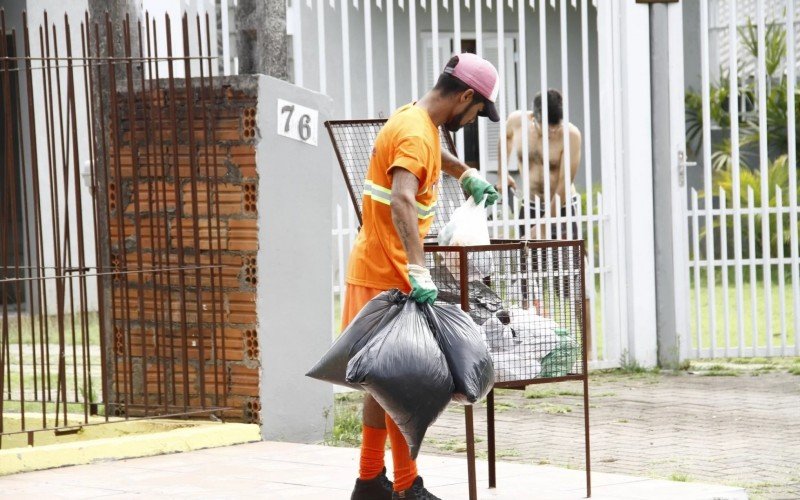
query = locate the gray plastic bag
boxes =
[306,289,406,390]
[424,303,494,404]
[346,299,453,459]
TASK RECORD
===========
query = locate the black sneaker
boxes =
[351,467,393,500]
[391,476,440,500]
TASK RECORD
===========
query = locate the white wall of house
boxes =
[3,0,99,315]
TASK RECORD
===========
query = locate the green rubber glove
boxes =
[408,264,438,304]
[460,168,499,206]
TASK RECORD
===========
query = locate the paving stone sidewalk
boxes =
[421,363,800,500]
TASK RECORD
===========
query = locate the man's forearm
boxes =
[441,147,470,179]
[549,180,568,215]
[391,197,425,266]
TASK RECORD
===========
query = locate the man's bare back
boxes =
[500,110,582,215]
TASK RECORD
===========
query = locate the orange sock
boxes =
[386,414,418,492]
[359,424,388,480]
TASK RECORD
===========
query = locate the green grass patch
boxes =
[496,448,521,458]
[592,367,661,381]
[690,269,798,352]
[325,404,362,447]
[334,391,364,404]
[789,366,800,375]
[324,391,365,448]
[669,472,690,482]
[700,366,740,376]
[2,312,100,345]
[2,400,101,416]
[523,388,582,399]
[524,402,573,414]
[493,401,517,413]
[728,357,772,364]
[427,438,467,453]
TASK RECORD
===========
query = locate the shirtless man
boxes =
[499,89,582,240]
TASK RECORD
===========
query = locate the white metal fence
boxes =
[687,0,799,358]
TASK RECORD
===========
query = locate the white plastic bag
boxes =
[506,306,561,358]
[438,196,491,247]
[481,316,515,352]
[437,196,494,280]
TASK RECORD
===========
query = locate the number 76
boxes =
[281,104,312,141]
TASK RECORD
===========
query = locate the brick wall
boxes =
[107,77,261,423]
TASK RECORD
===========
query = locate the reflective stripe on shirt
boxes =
[364,179,437,219]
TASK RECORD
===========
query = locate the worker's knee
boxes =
[362,393,387,428]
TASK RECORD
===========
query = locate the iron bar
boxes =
[143,13,165,413]
[136,17,156,415]
[22,10,50,427]
[150,14,177,413]
[105,12,134,414]
[197,13,219,409]
[165,13,192,414]
[81,15,100,422]
[205,11,228,409]
[182,13,206,410]
[122,13,148,412]
[93,18,114,423]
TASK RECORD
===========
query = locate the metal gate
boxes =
[0,9,229,446]
[682,0,799,358]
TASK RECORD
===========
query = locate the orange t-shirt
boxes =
[346,103,442,291]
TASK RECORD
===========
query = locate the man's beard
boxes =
[445,108,469,132]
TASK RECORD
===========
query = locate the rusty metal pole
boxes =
[459,247,478,500]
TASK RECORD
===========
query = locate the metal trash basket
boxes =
[326,119,591,499]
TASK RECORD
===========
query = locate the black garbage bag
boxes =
[424,303,494,404]
[432,260,506,326]
[306,289,406,390]
[346,299,453,460]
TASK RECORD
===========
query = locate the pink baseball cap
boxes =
[443,53,501,122]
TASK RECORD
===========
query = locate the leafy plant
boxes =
[685,91,703,157]
[685,15,797,172]
[739,18,787,79]
[748,82,800,159]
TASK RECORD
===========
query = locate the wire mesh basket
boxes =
[426,239,586,385]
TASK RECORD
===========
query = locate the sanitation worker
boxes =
[346,53,501,500]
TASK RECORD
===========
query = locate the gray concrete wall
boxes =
[651,4,680,368]
[236,0,289,79]
[256,75,334,442]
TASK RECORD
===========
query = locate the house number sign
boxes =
[277,99,318,146]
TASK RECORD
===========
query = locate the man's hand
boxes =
[408,264,438,304]
[494,175,517,195]
[460,169,499,206]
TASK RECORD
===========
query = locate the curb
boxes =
[0,422,261,476]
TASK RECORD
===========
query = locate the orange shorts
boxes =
[340,284,386,331]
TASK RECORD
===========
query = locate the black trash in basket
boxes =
[426,240,585,385]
